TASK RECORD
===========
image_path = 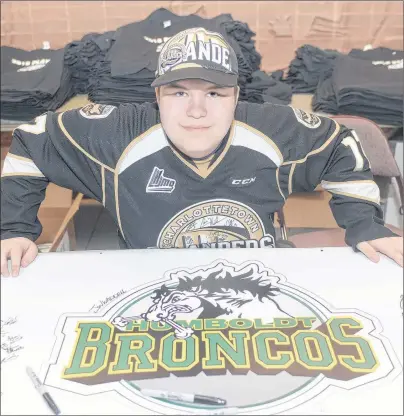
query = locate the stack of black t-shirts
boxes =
[242,70,292,104]
[221,20,261,72]
[88,8,259,105]
[313,53,403,126]
[348,46,404,63]
[64,31,115,94]
[311,73,338,114]
[1,46,74,121]
[285,44,342,93]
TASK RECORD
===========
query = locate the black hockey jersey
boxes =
[1,101,395,249]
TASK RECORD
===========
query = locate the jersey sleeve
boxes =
[238,102,396,248]
[285,114,396,248]
[1,130,49,241]
[1,102,158,242]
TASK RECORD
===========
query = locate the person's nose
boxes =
[186,94,207,119]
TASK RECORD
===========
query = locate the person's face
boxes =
[156,79,239,158]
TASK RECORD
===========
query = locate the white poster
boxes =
[1,247,403,415]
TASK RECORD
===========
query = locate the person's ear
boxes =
[235,86,240,107]
[155,87,160,105]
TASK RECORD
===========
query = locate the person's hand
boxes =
[357,236,403,267]
[1,237,38,277]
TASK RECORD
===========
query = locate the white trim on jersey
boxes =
[118,127,169,175]
[1,154,45,177]
[232,123,282,167]
[321,180,380,205]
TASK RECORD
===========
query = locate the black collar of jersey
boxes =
[165,128,231,169]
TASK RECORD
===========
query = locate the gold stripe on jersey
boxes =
[114,124,166,241]
[114,173,125,240]
[170,122,235,179]
[276,168,285,201]
[193,155,215,177]
[170,145,201,176]
[288,163,296,194]
[205,121,234,178]
[1,172,45,178]
[58,113,115,173]
[101,166,106,206]
[282,120,341,166]
[321,180,380,205]
[193,154,215,166]
[6,153,33,163]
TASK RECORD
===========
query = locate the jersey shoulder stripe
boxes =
[232,121,283,167]
[117,124,168,175]
[2,153,45,178]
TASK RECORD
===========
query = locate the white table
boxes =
[1,247,403,415]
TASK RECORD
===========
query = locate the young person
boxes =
[1,28,402,277]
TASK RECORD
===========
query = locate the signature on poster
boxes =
[1,316,24,365]
[89,289,127,313]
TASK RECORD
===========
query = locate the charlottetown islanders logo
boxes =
[157,199,275,249]
[45,261,400,414]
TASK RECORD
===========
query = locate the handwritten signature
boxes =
[1,354,18,364]
[89,289,127,313]
[0,317,17,336]
[1,316,24,367]
[1,335,23,353]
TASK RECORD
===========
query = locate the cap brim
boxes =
[151,67,238,88]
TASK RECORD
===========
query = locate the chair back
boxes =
[331,115,401,178]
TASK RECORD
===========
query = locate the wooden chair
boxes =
[332,115,403,208]
[49,193,84,252]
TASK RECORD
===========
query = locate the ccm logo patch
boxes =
[231,177,256,186]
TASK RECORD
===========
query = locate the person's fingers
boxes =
[21,243,38,268]
[10,245,23,277]
[370,237,403,266]
[397,246,404,267]
[357,241,380,263]
[1,246,10,277]
[395,238,403,255]
[371,236,402,251]
[391,252,403,268]
[364,237,403,267]
[377,246,403,268]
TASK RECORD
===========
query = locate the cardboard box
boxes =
[281,190,338,228]
[36,185,73,246]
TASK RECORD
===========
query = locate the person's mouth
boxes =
[181,125,210,132]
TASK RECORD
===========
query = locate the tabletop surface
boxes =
[1,247,403,415]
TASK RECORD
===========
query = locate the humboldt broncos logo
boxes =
[157,199,275,249]
[44,260,399,414]
[139,262,291,339]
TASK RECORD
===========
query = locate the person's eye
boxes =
[208,91,221,98]
[175,91,187,97]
